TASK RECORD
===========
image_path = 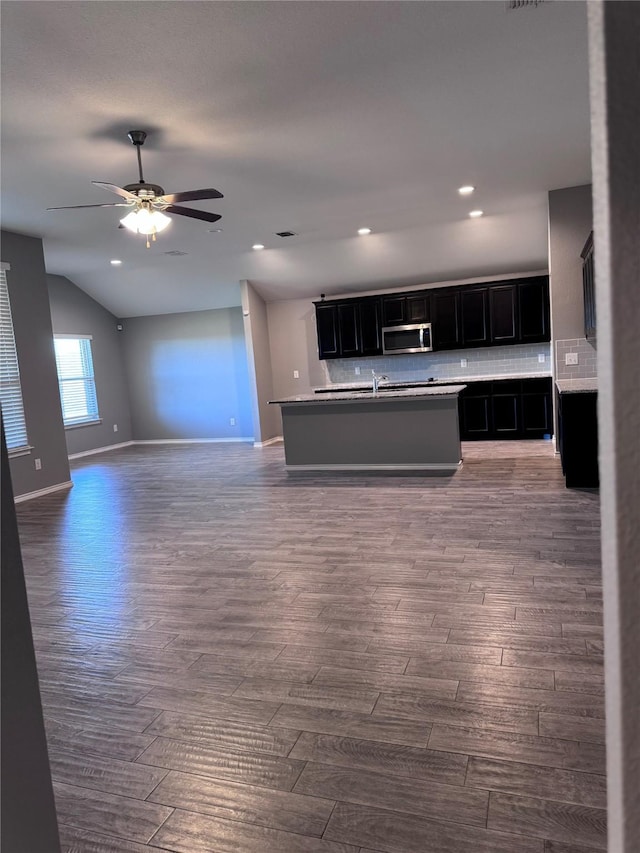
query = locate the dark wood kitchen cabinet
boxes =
[432,290,461,350]
[521,378,553,436]
[581,232,596,342]
[382,293,430,326]
[359,298,382,355]
[459,378,552,440]
[337,303,360,356]
[461,287,489,346]
[557,389,599,487]
[489,284,518,345]
[314,276,549,359]
[459,381,492,438]
[519,278,550,343]
[381,295,406,326]
[315,297,382,359]
[491,380,520,436]
[315,303,340,358]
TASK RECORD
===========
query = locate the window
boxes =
[54,335,100,427]
[0,265,29,451]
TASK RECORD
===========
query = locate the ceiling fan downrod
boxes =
[127,130,147,184]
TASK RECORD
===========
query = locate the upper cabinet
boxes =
[461,287,489,347]
[315,297,383,360]
[381,293,431,327]
[432,290,461,350]
[518,277,550,343]
[314,276,549,360]
[315,303,340,359]
[489,284,518,345]
[581,232,596,342]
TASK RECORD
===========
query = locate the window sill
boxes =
[64,419,102,430]
[8,445,34,458]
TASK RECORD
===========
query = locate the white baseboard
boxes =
[15,480,73,504]
[68,441,134,460]
[253,436,283,448]
[285,461,462,473]
[133,438,254,445]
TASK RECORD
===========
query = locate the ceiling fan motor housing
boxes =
[123,182,166,199]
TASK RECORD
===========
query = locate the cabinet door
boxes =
[519,279,549,343]
[432,291,461,350]
[460,395,492,439]
[382,296,406,326]
[337,303,360,356]
[581,234,596,341]
[461,288,489,346]
[490,285,518,344]
[521,393,551,437]
[492,381,521,436]
[521,378,552,438]
[359,299,382,356]
[559,391,599,488]
[315,304,339,359]
[406,294,430,324]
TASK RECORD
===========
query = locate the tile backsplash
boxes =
[325,343,551,384]
[555,337,597,380]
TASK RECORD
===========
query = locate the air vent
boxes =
[505,0,547,8]
[163,250,188,256]
[275,231,297,238]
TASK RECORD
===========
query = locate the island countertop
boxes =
[269,384,467,405]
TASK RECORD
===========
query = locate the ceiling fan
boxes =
[47,130,223,247]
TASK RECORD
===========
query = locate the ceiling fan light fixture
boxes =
[120,208,172,235]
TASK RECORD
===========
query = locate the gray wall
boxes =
[1,230,70,497]
[589,3,640,851]
[47,274,132,455]
[120,307,254,441]
[241,281,279,443]
[1,429,60,852]
[548,184,594,345]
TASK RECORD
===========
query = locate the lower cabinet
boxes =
[557,390,599,488]
[459,378,552,440]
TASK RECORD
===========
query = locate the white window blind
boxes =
[54,336,100,426]
[0,267,29,450]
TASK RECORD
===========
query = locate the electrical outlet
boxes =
[113,424,118,432]
[538,353,546,363]
[34,458,42,471]
[565,352,579,365]
[293,370,299,379]
[460,358,468,368]
[355,366,361,375]
[230,417,236,426]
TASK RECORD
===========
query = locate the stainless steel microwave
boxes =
[382,323,432,355]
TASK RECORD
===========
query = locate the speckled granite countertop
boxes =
[270,385,467,405]
[556,378,598,394]
[313,372,551,393]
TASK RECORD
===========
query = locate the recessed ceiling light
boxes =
[469,210,484,218]
[458,185,475,195]
[252,243,265,251]
[208,228,223,233]
[358,227,372,236]
[110,259,122,265]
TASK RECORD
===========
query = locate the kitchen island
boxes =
[269,385,466,473]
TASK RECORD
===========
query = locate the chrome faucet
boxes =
[372,370,388,393]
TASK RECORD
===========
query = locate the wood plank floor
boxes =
[16,441,605,852]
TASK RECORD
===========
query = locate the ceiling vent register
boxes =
[276,231,297,238]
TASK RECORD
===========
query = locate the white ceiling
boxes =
[1,1,591,318]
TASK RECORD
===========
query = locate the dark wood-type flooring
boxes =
[17,441,605,852]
